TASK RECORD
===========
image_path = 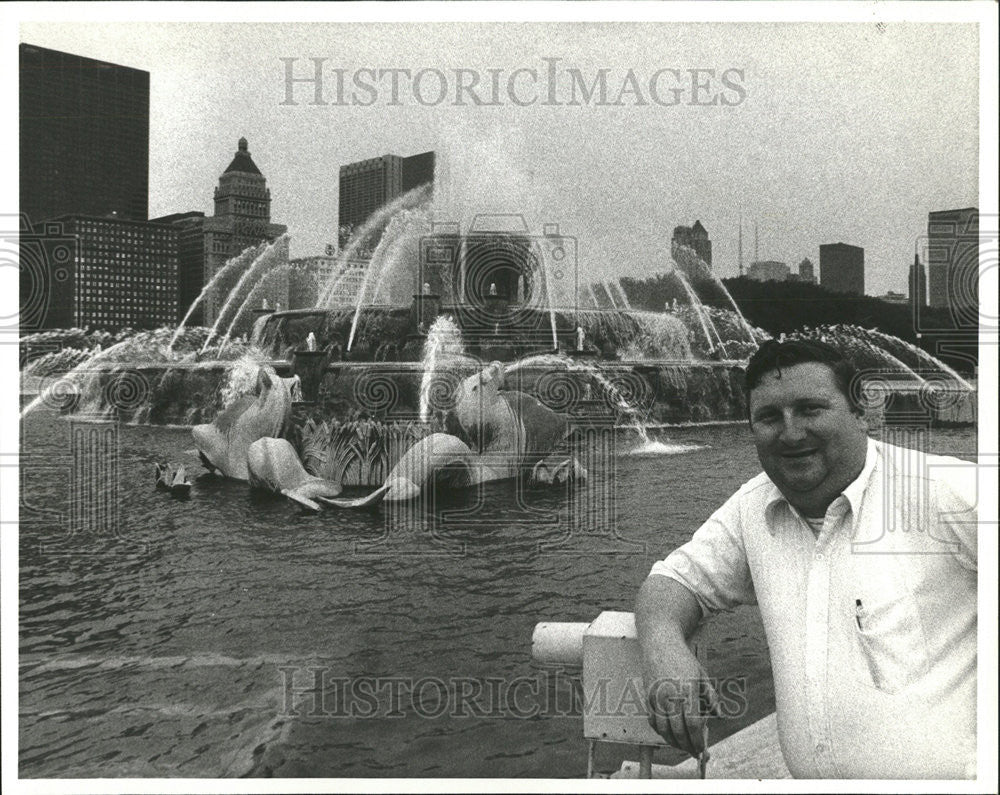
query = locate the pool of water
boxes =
[18,411,976,778]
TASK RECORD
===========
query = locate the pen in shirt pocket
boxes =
[855,598,864,630]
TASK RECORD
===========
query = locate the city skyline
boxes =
[15,20,980,298]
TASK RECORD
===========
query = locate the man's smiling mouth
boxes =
[780,449,818,459]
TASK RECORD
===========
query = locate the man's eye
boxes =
[801,405,823,415]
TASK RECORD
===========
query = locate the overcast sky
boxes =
[19,21,979,296]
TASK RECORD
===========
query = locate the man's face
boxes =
[749,362,869,514]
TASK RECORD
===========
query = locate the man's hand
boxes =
[635,576,719,756]
[643,645,720,756]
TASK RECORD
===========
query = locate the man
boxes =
[636,338,977,778]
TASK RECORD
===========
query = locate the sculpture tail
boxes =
[282,488,322,512]
[318,481,391,508]
[317,475,423,508]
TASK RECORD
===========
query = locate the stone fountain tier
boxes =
[54,356,975,429]
[286,359,751,426]
[255,305,616,364]
[44,360,292,426]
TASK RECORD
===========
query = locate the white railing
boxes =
[532,611,788,779]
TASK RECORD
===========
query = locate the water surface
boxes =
[18,412,975,777]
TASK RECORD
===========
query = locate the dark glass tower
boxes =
[19,43,150,227]
[338,151,435,247]
[819,242,865,296]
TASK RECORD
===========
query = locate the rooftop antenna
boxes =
[754,221,759,262]
[738,214,744,275]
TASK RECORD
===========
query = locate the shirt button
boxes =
[816,743,827,755]
[815,552,824,561]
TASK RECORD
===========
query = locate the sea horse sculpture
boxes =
[247,437,343,511]
[192,367,299,480]
[324,361,585,507]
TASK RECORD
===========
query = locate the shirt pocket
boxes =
[853,594,930,694]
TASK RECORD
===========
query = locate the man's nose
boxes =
[778,412,807,443]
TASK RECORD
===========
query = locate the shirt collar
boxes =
[763,437,881,534]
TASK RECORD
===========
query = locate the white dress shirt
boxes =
[650,438,977,778]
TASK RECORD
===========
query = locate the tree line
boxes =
[615,274,977,374]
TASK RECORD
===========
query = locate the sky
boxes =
[16,19,980,297]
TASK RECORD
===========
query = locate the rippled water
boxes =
[18,411,976,778]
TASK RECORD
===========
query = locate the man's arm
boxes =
[635,575,718,756]
[636,486,756,755]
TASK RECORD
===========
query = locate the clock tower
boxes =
[202,137,288,326]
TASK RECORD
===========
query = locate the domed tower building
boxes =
[202,137,288,326]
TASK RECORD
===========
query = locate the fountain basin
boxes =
[294,360,749,426]
[255,306,686,365]
[55,356,977,431]
[291,349,329,402]
[38,360,290,426]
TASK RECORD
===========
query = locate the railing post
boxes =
[639,745,654,778]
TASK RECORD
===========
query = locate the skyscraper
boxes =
[926,208,977,314]
[19,43,150,226]
[909,251,927,309]
[338,151,435,246]
[798,258,816,283]
[819,243,865,295]
[150,211,208,323]
[401,151,435,194]
[154,138,287,326]
[46,215,178,330]
[671,220,712,269]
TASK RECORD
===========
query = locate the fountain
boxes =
[169,241,268,350]
[200,235,290,354]
[216,262,293,357]
[22,241,292,426]
[20,170,976,507]
[20,226,303,427]
[252,206,968,443]
[418,315,467,423]
[670,241,757,345]
[317,184,433,310]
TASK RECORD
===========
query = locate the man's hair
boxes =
[745,338,863,419]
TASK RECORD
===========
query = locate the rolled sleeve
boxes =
[932,459,979,571]
[649,490,756,616]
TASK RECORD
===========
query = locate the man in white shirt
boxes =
[635,338,977,778]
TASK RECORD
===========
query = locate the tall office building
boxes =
[926,208,977,314]
[338,151,435,246]
[671,220,712,269]
[798,258,815,283]
[150,211,206,322]
[819,243,865,295]
[154,138,287,326]
[19,43,149,226]
[401,151,435,194]
[909,252,927,309]
[46,216,178,330]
